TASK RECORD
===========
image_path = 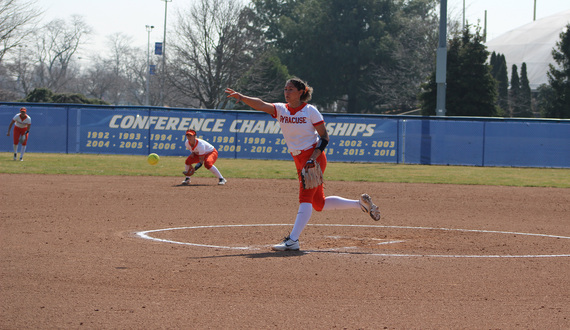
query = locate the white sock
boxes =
[20,146,26,158]
[322,196,360,211]
[13,144,18,153]
[185,164,191,172]
[208,165,223,179]
[289,203,312,241]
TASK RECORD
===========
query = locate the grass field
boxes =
[1,152,569,188]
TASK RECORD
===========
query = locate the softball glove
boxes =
[183,167,195,176]
[301,159,323,189]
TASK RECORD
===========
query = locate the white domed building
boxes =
[485,10,570,90]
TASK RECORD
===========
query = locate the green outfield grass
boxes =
[1,152,569,188]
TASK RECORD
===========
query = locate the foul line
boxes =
[135,224,570,258]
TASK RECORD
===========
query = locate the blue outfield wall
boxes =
[1,103,569,168]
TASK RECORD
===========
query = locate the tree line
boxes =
[1,0,568,118]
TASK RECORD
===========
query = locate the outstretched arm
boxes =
[225,88,276,116]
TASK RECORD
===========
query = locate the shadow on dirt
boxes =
[187,249,385,259]
[188,251,309,259]
[173,183,210,187]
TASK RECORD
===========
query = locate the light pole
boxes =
[161,0,172,106]
[146,25,154,106]
[435,0,447,116]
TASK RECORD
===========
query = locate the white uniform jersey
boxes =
[185,138,215,155]
[12,114,31,128]
[272,102,324,151]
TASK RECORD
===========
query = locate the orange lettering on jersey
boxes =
[279,116,307,124]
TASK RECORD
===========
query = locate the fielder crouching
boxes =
[181,129,227,186]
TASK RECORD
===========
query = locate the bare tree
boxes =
[71,32,154,106]
[168,0,260,109]
[1,43,34,99]
[106,33,134,77]
[90,33,139,104]
[80,58,117,101]
[0,0,41,100]
[0,0,41,62]
[231,48,289,110]
[123,50,147,105]
[32,15,92,92]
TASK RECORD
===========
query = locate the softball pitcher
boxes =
[6,107,31,161]
[225,77,381,251]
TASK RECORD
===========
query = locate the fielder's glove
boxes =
[183,167,195,176]
[183,162,202,176]
[301,159,323,189]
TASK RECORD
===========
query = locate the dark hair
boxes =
[287,77,313,102]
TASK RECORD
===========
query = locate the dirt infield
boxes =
[1,173,569,329]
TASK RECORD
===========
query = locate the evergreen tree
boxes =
[51,93,109,105]
[489,52,508,115]
[540,23,570,118]
[496,54,509,113]
[509,64,520,117]
[19,88,108,104]
[489,52,498,78]
[517,62,533,117]
[251,0,439,113]
[420,26,497,116]
[275,0,400,112]
[536,84,556,116]
[21,88,54,103]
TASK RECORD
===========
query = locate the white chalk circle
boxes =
[135,224,570,258]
